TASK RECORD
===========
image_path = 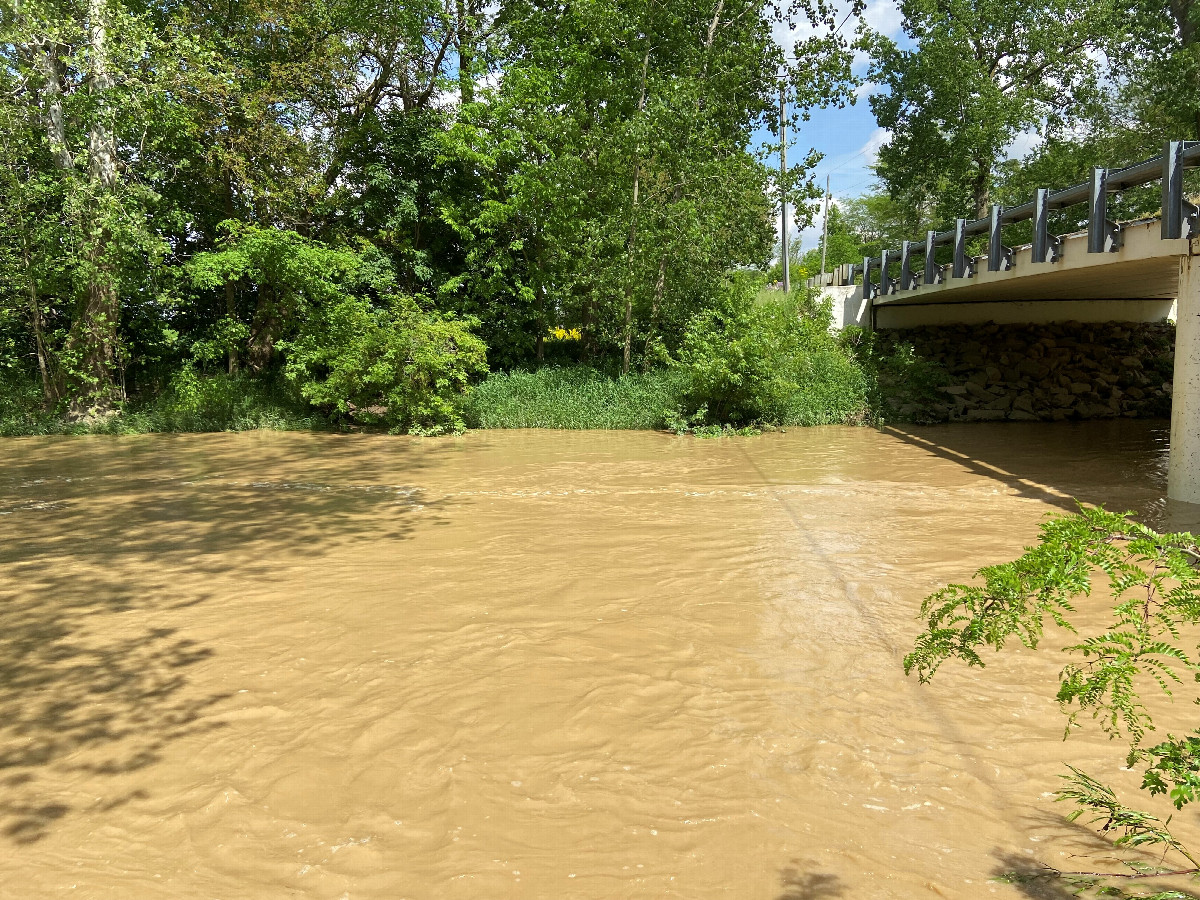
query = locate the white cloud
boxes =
[773,0,903,72]
[858,127,889,163]
[854,80,880,100]
[861,0,904,39]
[1005,129,1044,162]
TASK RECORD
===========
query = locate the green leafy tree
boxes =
[284,293,488,433]
[187,225,361,374]
[672,276,868,426]
[908,506,1200,895]
[869,0,1117,221]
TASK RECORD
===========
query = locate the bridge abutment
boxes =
[1169,255,1200,504]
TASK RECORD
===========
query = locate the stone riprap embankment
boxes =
[876,320,1176,424]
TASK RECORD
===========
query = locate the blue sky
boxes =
[755,0,906,254]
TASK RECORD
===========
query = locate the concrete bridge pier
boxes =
[1169,254,1200,505]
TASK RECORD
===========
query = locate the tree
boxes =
[3,0,176,415]
[868,0,1116,222]
[908,507,1200,896]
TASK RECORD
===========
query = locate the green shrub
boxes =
[672,285,870,427]
[0,369,320,435]
[282,294,488,434]
[112,369,321,433]
[0,375,60,436]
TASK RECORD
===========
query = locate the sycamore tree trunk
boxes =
[1170,0,1200,138]
[66,0,124,418]
[621,43,651,376]
[222,171,240,374]
[456,0,475,104]
[15,2,67,405]
[971,159,990,221]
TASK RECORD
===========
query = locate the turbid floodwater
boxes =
[2,421,1199,899]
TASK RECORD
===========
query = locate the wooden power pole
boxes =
[819,174,830,281]
[779,84,789,294]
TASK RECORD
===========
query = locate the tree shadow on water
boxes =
[991,850,1200,900]
[0,436,447,844]
[777,861,844,900]
[990,812,1200,900]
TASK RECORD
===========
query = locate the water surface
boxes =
[1,421,1194,898]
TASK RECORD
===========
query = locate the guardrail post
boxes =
[987,205,1013,272]
[1162,141,1197,241]
[899,241,914,291]
[1088,167,1122,253]
[1088,167,1106,253]
[923,230,938,284]
[881,248,895,295]
[952,218,968,278]
[862,256,875,300]
[1032,188,1050,262]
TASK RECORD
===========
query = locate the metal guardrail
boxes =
[810,140,1200,299]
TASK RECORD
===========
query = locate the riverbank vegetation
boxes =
[1,0,1193,435]
[0,0,867,433]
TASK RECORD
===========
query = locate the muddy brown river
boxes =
[2,422,1199,899]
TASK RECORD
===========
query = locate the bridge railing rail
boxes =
[808,140,1200,300]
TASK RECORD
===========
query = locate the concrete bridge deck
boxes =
[818,220,1193,330]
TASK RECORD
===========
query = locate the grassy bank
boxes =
[0,371,322,436]
[463,368,687,430]
[463,360,872,432]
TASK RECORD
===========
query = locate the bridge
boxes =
[808,141,1200,506]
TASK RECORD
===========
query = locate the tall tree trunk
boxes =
[641,252,668,371]
[535,274,545,364]
[21,233,56,405]
[1170,0,1200,137]
[223,171,239,374]
[971,160,990,221]
[622,43,651,376]
[246,286,279,374]
[456,0,475,104]
[642,182,682,370]
[67,0,123,418]
[31,38,72,170]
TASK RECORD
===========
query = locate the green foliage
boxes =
[1144,734,1200,810]
[673,281,870,427]
[0,0,868,413]
[116,369,321,433]
[463,367,686,430]
[907,506,1200,892]
[0,369,319,435]
[862,338,951,423]
[283,293,488,434]
[188,224,362,372]
[869,0,1117,220]
[1059,766,1197,867]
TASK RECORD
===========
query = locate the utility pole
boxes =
[779,84,789,294]
[819,174,830,281]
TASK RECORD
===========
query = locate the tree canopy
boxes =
[0,0,866,420]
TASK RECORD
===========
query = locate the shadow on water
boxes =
[0,434,447,843]
[991,850,1200,900]
[777,861,844,899]
[990,810,1200,900]
[881,420,1200,530]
